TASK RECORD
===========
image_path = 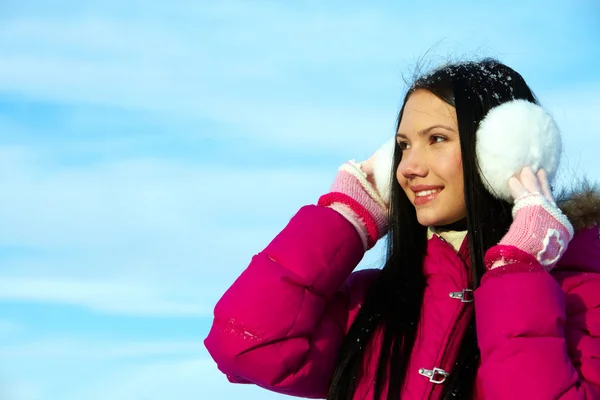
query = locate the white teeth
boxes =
[415,189,440,197]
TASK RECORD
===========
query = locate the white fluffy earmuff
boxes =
[372,137,396,206]
[476,100,562,201]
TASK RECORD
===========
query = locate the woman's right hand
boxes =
[361,137,395,207]
[317,139,395,250]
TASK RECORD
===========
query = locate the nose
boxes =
[398,149,428,180]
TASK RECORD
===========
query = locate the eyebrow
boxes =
[396,124,456,139]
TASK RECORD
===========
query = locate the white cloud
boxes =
[0,1,592,153]
[0,145,331,250]
[540,84,600,185]
[0,277,209,316]
[0,144,336,315]
[60,357,288,400]
[0,320,22,337]
[0,381,43,400]
[0,337,288,400]
[0,338,205,360]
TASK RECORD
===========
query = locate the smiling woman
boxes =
[395,90,465,227]
[205,59,600,400]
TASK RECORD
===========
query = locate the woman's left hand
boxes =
[506,166,555,204]
[487,167,574,271]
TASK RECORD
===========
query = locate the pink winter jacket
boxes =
[205,195,600,399]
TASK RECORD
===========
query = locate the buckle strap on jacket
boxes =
[418,367,448,384]
[449,288,473,303]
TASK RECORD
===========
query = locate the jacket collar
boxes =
[427,228,467,253]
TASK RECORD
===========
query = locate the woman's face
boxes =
[396,89,467,227]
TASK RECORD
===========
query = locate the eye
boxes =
[430,135,446,144]
[397,141,411,151]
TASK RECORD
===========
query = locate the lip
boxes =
[410,185,443,206]
[410,185,443,192]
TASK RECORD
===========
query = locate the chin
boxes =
[416,213,441,227]
[416,210,452,227]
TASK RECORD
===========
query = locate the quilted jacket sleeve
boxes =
[475,227,600,399]
[204,205,378,398]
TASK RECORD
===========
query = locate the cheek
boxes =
[447,151,464,184]
[455,157,464,184]
[452,156,466,209]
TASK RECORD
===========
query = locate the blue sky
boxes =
[0,1,599,399]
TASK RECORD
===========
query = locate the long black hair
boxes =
[328,59,539,399]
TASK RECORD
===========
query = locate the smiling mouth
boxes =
[413,188,442,205]
[415,189,441,197]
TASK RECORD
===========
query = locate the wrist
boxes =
[496,193,574,271]
[320,162,389,246]
[340,161,387,210]
[318,192,381,249]
[327,203,369,251]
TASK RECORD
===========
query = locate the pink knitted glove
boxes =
[485,167,574,271]
[318,160,388,250]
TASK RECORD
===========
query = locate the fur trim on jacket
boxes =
[558,181,600,231]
